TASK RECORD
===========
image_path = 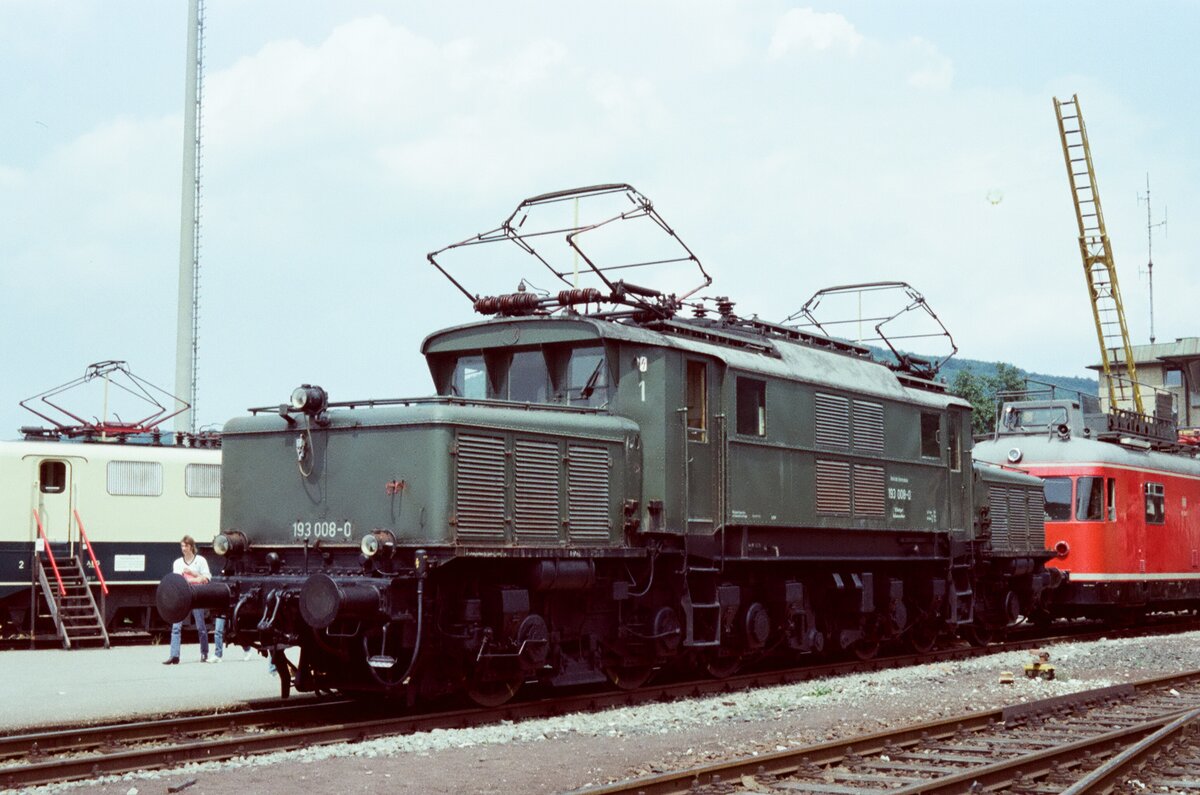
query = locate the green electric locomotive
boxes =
[159,185,1055,703]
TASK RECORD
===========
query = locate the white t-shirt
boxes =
[174,553,211,584]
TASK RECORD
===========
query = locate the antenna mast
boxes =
[175,0,205,434]
[1137,173,1167,345]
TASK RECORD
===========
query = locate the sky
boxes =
[1,1,1195,436]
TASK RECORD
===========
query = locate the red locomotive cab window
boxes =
[1106,478,1116,521]
[1043,477,1072,521]
[1075,476,1104,521]
[1144,482,1165,525]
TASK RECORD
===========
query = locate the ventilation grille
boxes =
[454,434,507,541]
[1009,489,1030,549]
[815,393,850,448]
[853,400,885,453]
[852,465,886,517]
[1027,491,1045,548]
[106,461,163,497]
[185,463,221,498]
[514,439,560,542]
[815,459,851,515]
[567,445,610,543]
[988,487,1010,549]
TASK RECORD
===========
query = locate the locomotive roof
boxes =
[422,314,968,411]
[974,434,1200,479]
[0,437,222,464]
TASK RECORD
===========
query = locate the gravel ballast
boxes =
[26,630,1200,795]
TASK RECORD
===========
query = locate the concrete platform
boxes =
[0,642,288,732]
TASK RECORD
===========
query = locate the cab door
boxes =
[31,458,74,548]
[683,358,718,533]
[947,409,966,529]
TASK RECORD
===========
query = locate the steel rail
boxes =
[568,670,1200,795]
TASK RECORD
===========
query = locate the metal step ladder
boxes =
[36,547,110,650]
[680,558,721,647]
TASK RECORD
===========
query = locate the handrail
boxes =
[74,509,108,595]
[31,509,66,596]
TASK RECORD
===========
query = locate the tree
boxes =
[950,363,1027,436]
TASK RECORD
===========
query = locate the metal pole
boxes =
[175,0,202,434]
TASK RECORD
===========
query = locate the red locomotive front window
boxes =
[1075,476,1104,521]
[1043,477,1072,521]
[1003,406,1068,430]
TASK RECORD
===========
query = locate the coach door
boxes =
[30,457,74,547]
[683,358,719,533]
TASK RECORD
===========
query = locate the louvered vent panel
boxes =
[814,393,850,448]
[514,439,561,542]
[1027,491,1046,552]
[567,445,610,543]
[815,459,851,516]
[989,487,1010,549]
[454,434,507,542]
[1009,489,1029,550]
[852,465,886,517]
[852,400,885,453]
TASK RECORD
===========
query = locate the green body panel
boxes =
[220,402,639,549]
[421,315,976,547]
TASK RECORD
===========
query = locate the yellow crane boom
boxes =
[1053,94,1145,416]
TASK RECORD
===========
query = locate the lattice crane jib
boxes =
[1054,94,1144,416]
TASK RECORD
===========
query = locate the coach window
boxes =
[39,460,66,493]
[452,355,487,399]
[1075,476,1104,521]
[1145,482,1165,525]
[920,412,941,459]
[1106,477,1117,521]
[736,377,766,436]
[1044,476,1072,521]
[686,360,707,442]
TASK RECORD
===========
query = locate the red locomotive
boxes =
[974,387,1200,620]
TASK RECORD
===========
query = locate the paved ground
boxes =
[0,641,285,732]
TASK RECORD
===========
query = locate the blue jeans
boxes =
[213,616,226,659]
[169,609,210,660]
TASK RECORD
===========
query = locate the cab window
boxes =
[920,413,941,459]
[452,355,487,399]
[736,377,766,436]
[566,347,609,407]
[1044,477,1072,521]
[686,360,707,442]
[39,460,66,493]
[508,350,550,403]
[1075,476,1104,521]
[1003,405,1068,430]
[1145,482,1165,525]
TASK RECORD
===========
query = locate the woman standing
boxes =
[163,535,211,664]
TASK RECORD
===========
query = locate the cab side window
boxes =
[39,461,66,493]
[1144,482,1165,525]
[736,377,766,436]
[686,360,708,442]
[920,412,941,459]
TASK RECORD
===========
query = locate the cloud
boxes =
[767,8,863,59]
[905,37,954,90]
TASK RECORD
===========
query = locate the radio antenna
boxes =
[1137,173,1167,344]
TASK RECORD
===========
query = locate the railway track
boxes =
[573,670,1200,794]
[0,622,1193,790]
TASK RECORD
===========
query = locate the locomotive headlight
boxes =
[360,529,396,558]
[212,530,247,558]
[1007,447,1023,464]
[290,384,328,415]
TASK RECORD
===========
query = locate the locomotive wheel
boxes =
[850,638,880,661]
[907,620,940,654]
[701,651,742,679]
[602,660,655,690]
[466,675,523,707]
[963,623,996,647]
